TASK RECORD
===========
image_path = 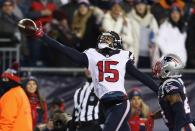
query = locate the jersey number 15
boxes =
[97,61,119,82]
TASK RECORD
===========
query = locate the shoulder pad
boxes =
[129,51,134,61]
[163,79,182,95]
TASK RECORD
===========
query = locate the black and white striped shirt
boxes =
[73,81,100,122]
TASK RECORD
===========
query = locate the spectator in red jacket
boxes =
[128,88,154,131]
[23,76,48,129]
[28,0,56,25]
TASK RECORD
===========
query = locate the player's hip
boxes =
[100,91,128,108]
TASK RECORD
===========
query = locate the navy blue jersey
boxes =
[158,78,191,130]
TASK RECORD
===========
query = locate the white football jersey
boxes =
[84,48,134,99]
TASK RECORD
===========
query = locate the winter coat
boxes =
[28,1,56,25]
[28,93,48,128]
[128,112,154,131]
[127,9,159,65]
[0,86,32,131]
[157,20,187,65]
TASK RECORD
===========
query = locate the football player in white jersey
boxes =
[152,54,195,131]
[19,19,159,131]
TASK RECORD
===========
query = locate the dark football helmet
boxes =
[97,31,123,49]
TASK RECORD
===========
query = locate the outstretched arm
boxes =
[17,19,88,67]
[126,60,158,93]
[41,34,88,67]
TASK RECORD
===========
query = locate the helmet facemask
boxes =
[97,31,123,50]
[152,61,163,78]
[98,32,114,49]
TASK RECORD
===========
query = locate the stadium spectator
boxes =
[101,2,135,65]
[42,118,54,131]
[60,0,79,27]
[151,0,185,25]
[101,2,125,33]
[10,0,23,18]
[71,0,103,51]
[39,109,72,131]
[49,97,65,117]
[127,0,159,67]
[186,8,195,68]
[23,76,48,129]
[0,63,33,131]
[52,110,72,131]
[0,0,21,47]
[27,0,56,25]
[128,88,154,131]
[157,4,187,66]
[119,0,134,14]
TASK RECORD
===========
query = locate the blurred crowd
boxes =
[0,0,195,69]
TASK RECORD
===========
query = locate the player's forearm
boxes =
[41,34,88,66]
[126,60,158,93]
[151,109,162,119]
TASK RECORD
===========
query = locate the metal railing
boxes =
[20,67,195,75]
[0,44,20,72]
[20,67,85,76]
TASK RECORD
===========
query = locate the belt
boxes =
[75,120,99,129]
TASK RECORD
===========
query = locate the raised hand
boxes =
[18,18,44,39]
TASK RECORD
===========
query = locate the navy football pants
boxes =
[103,100,131,131]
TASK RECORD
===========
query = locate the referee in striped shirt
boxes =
[71,70,104,131]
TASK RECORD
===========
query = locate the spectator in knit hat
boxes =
[23,76,48,130]
[128,88,154,131]
[0,62,33,131]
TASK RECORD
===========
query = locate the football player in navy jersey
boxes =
[18,19,159,131]
[152,54,195,131]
